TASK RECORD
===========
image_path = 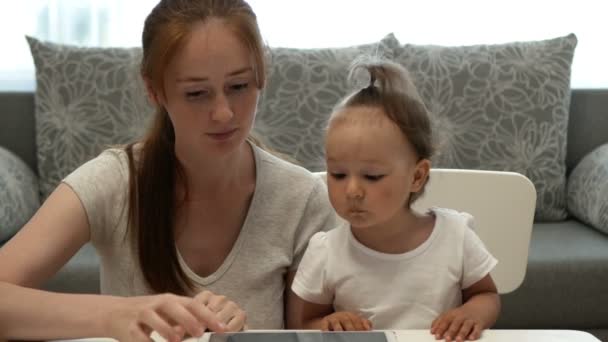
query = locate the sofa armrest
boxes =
[0,146,40,243]
[567,143,608,235]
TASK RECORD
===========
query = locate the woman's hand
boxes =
[107,290,246,342]
[319,311,372,331]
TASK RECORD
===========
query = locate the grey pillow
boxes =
[389,34,577,221]
[568,144,608,235]
[0,147,40,242]
[26,36,154,199]
[255,34,397,171]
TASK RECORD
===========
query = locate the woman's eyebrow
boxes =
[177,67,253,83]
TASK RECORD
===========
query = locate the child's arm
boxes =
[287,290,371,331]
[430,274,500,342]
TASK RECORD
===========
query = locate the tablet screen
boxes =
[207,331,394,342]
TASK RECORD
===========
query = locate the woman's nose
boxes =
[210,93,233,123]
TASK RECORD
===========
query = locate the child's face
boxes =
[325,106,428,230]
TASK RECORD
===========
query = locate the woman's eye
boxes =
[185,90,208,99]
[330,173,346,180]
[365,175,384,181]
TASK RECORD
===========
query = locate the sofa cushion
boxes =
[567,143,608,234]
[26,36,154,199]
[389,34,577,221]
[255,34,397,171]
[0,146,39,242]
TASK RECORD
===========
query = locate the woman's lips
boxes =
[207,128,238,141]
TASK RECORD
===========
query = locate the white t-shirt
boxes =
[63,144,340,329]
[291,207,498,330]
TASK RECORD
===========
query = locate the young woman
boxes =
[0,1,338,341]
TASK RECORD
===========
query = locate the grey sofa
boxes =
[1,89,607,340]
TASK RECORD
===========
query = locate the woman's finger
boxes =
[214,301,243,325]
[137,309,177,342]
[188,296,225,332]
[205,294,228,313]
[129,322,155,342]
[224,309,247,332]
[158,300,205,338]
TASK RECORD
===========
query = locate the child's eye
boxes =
[330,173,346,180]
[229,82,249,91]
[365,174,384,181]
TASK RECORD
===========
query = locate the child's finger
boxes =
[320,317,330,331]
[455,320,474,342]
[432,318,449,339]
[430,315,446,335]
[328,317,344,331]
[341,316,356,331]
[351,317,366,331]
[443,318,464,341]
[467,323,482,340]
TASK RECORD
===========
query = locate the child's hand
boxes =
[430,307,485,341]
[319,311,372,331]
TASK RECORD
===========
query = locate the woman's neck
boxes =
[175,142,256,201]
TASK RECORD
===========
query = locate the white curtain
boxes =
[0,0,606,90]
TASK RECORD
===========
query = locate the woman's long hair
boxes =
[126,0,266,295]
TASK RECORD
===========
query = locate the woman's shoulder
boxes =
[63,146,132,190]
[255,145,324,189]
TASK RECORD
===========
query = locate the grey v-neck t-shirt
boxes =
[63,145,339,329]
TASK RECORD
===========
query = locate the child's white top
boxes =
[291,207,498,330]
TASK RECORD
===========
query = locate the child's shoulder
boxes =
[309,222,349,246]
[431,207,475,231]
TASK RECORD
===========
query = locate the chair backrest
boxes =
[413,169,536,294]
[316,169,536,294]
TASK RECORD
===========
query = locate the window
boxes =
[1,0,606,90]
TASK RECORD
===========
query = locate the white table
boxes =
[394,330,600,341]
[51,329,602,342]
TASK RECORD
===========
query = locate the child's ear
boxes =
[411,159,431,193]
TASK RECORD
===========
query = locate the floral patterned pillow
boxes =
[389,34,577,221]
[27,36,154,199]
[255,35,397,171]
[568,144,608,235]
[0,147,39,242]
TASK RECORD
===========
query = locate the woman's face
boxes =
[160,18,259,159]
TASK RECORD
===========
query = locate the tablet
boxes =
[199,331,398,342]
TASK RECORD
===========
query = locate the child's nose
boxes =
[346,178,364,199]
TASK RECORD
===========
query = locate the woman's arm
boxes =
[0,183,113,339]
[0,184,231,341]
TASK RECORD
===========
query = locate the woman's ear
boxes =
[411,159,431,193]
[143,76,162,106]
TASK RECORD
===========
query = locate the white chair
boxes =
[316,169,536,294]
